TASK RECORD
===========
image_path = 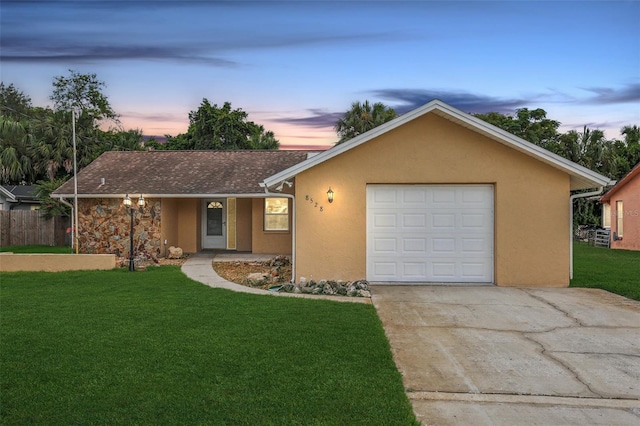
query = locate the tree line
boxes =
[0,71,282,188]
[1,71,637,225]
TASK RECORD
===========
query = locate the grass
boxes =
[0,267,417,425]
[0,244,73,254]
[571,242,640,301]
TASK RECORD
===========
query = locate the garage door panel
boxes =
[367,185,493,283]
[403,238,427,253]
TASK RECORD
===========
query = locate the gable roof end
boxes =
[263,100,614,191]
[600,161,640,203]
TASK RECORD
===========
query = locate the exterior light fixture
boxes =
[327,187,334,203]
[123,194,145,272]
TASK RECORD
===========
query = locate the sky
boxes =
[1,1,639,150]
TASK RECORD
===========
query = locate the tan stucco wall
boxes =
[176,199,200,253]
[609,177,640,251]
[0,253,115,272]
[251,198,293,254]
[294,113,571,287]
[160,198,179,256]
[236,198,253,252]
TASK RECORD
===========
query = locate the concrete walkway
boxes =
[181,252,370,304]
[372,286,640,425]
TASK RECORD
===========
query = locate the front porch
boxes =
[75,196,293,260]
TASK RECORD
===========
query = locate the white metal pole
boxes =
[72,109,79,254]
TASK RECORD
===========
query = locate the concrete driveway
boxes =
[371,286,640,425]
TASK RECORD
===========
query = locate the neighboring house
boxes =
[0,185,40,211]
[600,162,640,251]
[53,100,613,287]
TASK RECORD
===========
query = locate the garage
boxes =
[367,184,494,283]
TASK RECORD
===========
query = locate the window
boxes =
[602,203,611,228]
[264,198,289,231]
[616,200,623,237]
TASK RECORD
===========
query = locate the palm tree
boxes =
[334,101,397,144]
[0,117,35,184]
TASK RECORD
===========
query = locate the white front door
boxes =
[367,185,494,283]
[203,199,226,249]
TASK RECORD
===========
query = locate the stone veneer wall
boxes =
[78,198,162,260]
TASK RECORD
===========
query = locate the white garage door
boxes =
[367,185,494,283]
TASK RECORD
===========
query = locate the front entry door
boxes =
[203,199,226,249]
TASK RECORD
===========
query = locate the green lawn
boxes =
[0,267,417,425]
[0,244,73,254]
[571,242,640,301]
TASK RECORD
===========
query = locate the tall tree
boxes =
[474,108,560,150]
[334,101,397,144]
[0,83,33,121]
[50,69,118,126]
[0,117,35,183]
[164,99,279,150]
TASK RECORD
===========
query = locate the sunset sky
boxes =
[2,0,639,149]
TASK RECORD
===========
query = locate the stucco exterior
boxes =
[604,169,640,251]
[251,198,293,254]
[294,113,571,287]
[0,253,115,272]
[76,196,292,258]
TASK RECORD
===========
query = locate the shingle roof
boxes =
[0,185,38,202]
[53,150,310,197]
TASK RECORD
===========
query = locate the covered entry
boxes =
[366,184,494,283]
[202,199,226,249]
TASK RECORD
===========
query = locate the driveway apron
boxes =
[371,286,640,425]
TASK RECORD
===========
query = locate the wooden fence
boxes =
[0,210,70,247]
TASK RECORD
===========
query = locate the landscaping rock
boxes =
[290,278,372,298]
[245,272,269,287]
[168,246,183,259]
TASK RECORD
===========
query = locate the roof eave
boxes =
[54,193,280,199]
[263,99,614,191]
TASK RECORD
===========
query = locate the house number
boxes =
[305,194,324,213]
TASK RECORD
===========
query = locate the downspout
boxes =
[57,196,75,251]
[569,187,603,279]
[261,183,295,283]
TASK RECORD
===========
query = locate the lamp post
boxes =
[123,194,145,272]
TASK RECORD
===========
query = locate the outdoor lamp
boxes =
[123,193,145,272]
[327,187,334,203]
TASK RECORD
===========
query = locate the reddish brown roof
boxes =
[53,150,310,196]
[600,161,640,203]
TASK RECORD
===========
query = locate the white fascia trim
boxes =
[0,186,17,202]
[54,193,275,199]
[263,99,614,189]
[263,102,438,187]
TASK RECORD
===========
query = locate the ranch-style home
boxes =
[600,161,640,251]
[53,100,613,287]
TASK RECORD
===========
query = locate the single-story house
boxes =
[53,100,613,287]
[0,185,40,211]
[600,161,640,251]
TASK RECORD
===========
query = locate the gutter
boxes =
[569,187,604,279]
[260,182,295,283]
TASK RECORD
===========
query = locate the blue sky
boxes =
[2,1,639,149]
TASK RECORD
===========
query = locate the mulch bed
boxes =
[213,261,292,287]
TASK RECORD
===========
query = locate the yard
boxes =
[0,266,417,425]
[571,242,640,301]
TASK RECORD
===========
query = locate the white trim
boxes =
[0,186,17,202]
[263,100,614,191]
